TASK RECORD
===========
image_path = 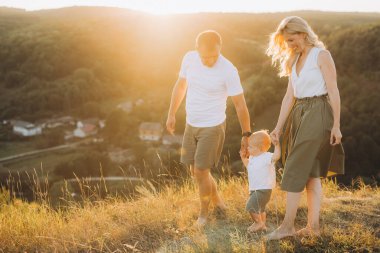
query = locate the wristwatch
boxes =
[242,131,252,137]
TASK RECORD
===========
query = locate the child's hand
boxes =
[240,137,249,158]
[240,150,248,167]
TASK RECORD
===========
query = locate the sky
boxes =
[1,0,380,14]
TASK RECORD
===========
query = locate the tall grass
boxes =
[0,163,379,252]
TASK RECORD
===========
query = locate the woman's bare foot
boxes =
[247,223,267,233]
[265,226,295,240]
[296,226,320,237]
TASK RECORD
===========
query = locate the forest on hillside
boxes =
[0,7,379,185]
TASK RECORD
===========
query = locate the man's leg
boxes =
[210,173,226,208]
[297,178,322,236]
[193,167,212,225]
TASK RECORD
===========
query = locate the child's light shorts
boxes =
[246,189,272,214]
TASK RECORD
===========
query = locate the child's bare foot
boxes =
[265,226,295,240]
[296,226,320,237]
[247,223,267,233]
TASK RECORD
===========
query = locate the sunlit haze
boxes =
[1,0,380,14]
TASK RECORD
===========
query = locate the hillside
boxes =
[0,7,379,185]
[0,177,378,252]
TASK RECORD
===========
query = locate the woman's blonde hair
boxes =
[266,16,325,77]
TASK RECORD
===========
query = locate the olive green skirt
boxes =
[280,95,345,192]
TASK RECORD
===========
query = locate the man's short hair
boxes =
[196,30,222,50]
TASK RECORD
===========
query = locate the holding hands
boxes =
[270,127,282,145]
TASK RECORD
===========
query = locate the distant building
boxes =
[139,122,162,141]
[12,120,42,137]
[117,101,133,113]
[162,134,183,146]
[37,116,75,129]
[73,119,99,138]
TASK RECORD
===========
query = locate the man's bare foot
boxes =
[247,223,267,233]
[265,227,295,240]
[213,205,227,219]
[296,226,320,237]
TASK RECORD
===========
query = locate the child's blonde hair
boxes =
[250,130,271,152]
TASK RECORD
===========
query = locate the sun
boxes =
[128,3,189,15]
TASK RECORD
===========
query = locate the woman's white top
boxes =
[291,47,328,98]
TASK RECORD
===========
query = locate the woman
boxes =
[266,16,345,240]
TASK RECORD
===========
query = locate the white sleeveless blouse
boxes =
[291,47,328,98]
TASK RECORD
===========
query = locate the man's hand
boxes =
[240,136,249,158]
[166,115,176,135]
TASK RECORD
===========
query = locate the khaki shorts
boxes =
[180,121,225,169]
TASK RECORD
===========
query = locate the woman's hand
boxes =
[270,127,282,145]
[330,126,342,145]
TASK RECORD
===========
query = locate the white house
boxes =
[12,120,42,137]
[139,122,163,141]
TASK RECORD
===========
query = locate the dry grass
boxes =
[0,177,379,252]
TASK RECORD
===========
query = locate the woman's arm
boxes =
[318,50,342,145]
[270,78,295,144]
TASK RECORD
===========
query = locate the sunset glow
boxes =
[1,0,380,14]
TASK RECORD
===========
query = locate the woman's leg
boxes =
[266,191,302,240]
[297,178,322,236]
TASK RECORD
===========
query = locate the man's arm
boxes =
[232,93,251,157]
[231,93,251,134]
[166,78,187,135]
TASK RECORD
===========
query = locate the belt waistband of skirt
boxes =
[295,94,328,104]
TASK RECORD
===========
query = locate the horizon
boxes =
[1,0,380,15]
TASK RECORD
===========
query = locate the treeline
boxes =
[0,7,379,184]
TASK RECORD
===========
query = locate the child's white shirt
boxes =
[247,152,276,191]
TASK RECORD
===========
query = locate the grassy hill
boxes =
[0,176,378,252]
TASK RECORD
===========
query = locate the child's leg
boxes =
[248,212,266,232]
[260,212,267,229]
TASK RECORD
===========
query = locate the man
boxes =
[166,30,251,226]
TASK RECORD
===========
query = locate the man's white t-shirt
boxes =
[179,51,243,127]
[247,152,276,191]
